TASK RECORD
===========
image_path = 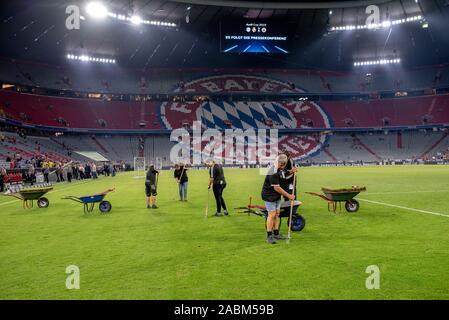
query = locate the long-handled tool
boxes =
[179,164,186,184]
[176,164,187,201]
[287,172,297,244]
[205,187,211,218]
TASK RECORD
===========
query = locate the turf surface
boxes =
[1,165,449,300]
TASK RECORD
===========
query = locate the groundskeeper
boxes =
[174,163,189,201]
[145,165,159,209]
[261,154,295,244]
[280,150,298,200]
[206,159,228,217]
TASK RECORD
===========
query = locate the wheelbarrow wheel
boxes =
[288,215,306,232]
[99,201,112,213]
[345,200,360,213]
[37,197,50,208]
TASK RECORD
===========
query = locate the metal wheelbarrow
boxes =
[235,197,306,232]
[3,183,53,209]
[306,186,366,213]
[62,188,115,214]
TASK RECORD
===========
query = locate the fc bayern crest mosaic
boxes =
[161,75,332,160]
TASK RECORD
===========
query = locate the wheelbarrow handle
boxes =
[94,188,116,196]
[62,196,84,204]
[306,192,331,202]
[3,193,24,201]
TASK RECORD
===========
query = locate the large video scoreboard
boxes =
[220,20,289,54]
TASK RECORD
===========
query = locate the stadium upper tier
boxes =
[0,58,448,94]
[1,89,449,131]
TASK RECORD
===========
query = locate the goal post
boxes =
[133,157,146,178]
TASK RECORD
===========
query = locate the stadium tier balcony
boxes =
[0,91,161,130]
[1,58,449,94]
[1,90,449,131]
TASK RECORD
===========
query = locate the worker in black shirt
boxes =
[261,154,295,244]
[206,159,228,216]
[174,163,189,201]
[279,151,297,201]
[145,165,159,209]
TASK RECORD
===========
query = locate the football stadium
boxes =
[1,0,449,305]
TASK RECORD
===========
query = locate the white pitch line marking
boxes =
[0,199,19,206]
[358,198,449,218]
[364,190,449,195]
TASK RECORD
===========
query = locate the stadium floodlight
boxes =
[80,2,180,30]
[130,15,142,25]
[331,14,423,32]
[353,58,401,67]
[84,2,178,28]
[67,54,116,64]
[86,2,108,19]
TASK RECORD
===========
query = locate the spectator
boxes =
[92,162,98,179]
[79,164,85,179]
[59,164,65,182]
[85,163,91,179]
[104,163,110,176]
[9,159,15,170]
[72,164,78,180]
[43,163,50,183]
[27,162,35,186]
[0,167,6,192]
[64,163,73,183]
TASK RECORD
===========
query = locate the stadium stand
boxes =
[0,132,76,163]
[1,58,449,94]
[2,90,449,130]
[2,129,447,165]
[308,131,449,162]
[0,91,161,130]
[1,65,449,166]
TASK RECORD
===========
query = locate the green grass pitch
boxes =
[1,165,449,300]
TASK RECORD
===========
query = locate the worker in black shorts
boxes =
[145,165,159,209]
[206,159,228,217]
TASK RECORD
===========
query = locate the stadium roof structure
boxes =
[0,0,448,70]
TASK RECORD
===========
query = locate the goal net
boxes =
[133,157,146,178]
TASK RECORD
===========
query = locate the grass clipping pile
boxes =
[321,186,367,193]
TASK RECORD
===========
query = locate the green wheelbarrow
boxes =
[306,186,366,213]
[3,184,53,209]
